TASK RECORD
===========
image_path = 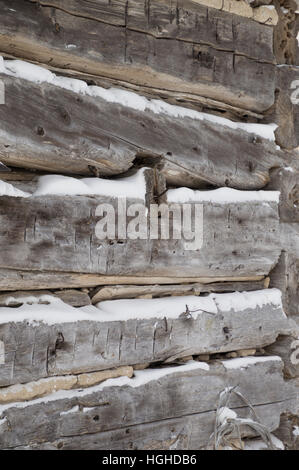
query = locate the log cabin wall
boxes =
[0,0,298,450]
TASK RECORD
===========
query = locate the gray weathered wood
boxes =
[0,291,288,386]
[270,223,299,315]
[0,73,284,187]
[271,65,299,148]
[0,269,265,292]
[273,412,299,450]
[0,358,294,449]
[266,334,299,379]
[273,0,298,66]
[53,290,91,307]
[0,0,278,114]
[267,165,299,222]
[90,279,268,302]
[8,404,288,450]
[0,194,280,277]
[0,290,91,308]
[0,75,137,176]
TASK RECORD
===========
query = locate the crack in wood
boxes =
[24,0,276,64]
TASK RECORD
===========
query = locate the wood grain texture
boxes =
[0,74,284,187]
[0,290,91,308]
[266,334,299,379]
[0,292,288,386]
[270,223,299,315]
[0,0,277,113]
[90,279,268,302]
[4,404,288,450]
[272,65,299,149]
[0,195,280,277]
[0,269,265,292]
[267,165,299,222]
[0,358,295,449]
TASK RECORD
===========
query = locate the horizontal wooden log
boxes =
[90,279,268,302]
[0,358,295,449]
[0,270,265,292]
[0,192,281,277]
[0,74,137,176]
[7,404,287,450]
[0,290,288,386]
[0,68,284,187]
[0,0,279,114]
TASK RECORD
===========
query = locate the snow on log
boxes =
[0,181,281,278]
[0,290,288,386]
[0,0,280,114]
[0,358,295,449]
[0,58,284,187]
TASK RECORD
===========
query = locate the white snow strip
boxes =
[222,356,282,370]
[212,289,283,315]
[60,405,79,416]
[33,169,147,199]
[293,426,299,437]
[0,169,147,199]
[0,289,283,325]
[93,288,283,321]
[217,407,237,425]
[83,406,97,413]
[284,166,295,173]
[93,295,218,321]
[0,361,206,417]
[166,187,280,204]
[0,180,30,198]
[0,57,278,141]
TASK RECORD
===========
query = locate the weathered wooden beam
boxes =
[90,279,268,302]
[0,290,288,386]
[0,51,266,122]
[0,0,279,114]
[0,74,137,176]
[0,270,265,292]
[0,68,284,187]
[0,191,281,277]
[0,358,295,449]
[10,404,289,450]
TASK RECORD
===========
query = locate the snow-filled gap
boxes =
[0,168,148,199]
[0,288,284,325]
